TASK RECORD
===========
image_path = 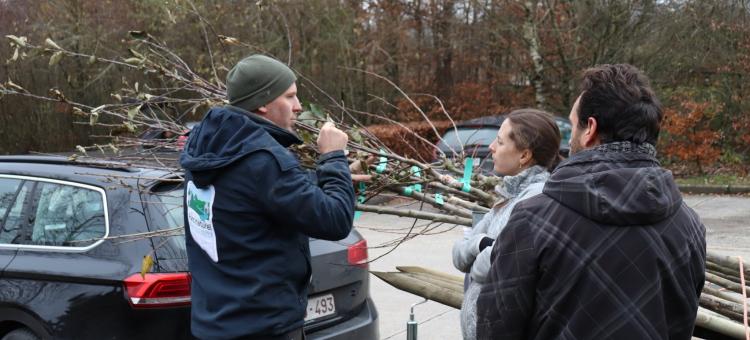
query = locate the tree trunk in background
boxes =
[432,0,455,99]
[522,0,548,110]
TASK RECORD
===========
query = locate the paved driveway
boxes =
[356,194,750,340]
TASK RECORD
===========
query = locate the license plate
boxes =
[304,293,336,321]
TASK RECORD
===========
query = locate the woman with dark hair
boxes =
[452,108,562,340]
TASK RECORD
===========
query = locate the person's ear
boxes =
[256,106,268,115]
[520,149,533,167]
[582,117,600,147]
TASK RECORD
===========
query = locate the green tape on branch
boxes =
[357,183,367,204]
[375,160,386,173]
[354,182,367,220]
[434,193,444,205]
[461,157,473,192]
[410,166,422,192]
[403,186,413,196]
[411,166,422,177]
[376,149,388,173]
[462,158,474,182]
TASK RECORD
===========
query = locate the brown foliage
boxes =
[660,100,722,174]
[366,120,454,162]
[1,0,749,176]
[394,82,535,122]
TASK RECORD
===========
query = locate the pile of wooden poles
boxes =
[373,250,750,339]
[699,250,750,338]
[372,266,464,309]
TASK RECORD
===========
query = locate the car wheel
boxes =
[2,328,40,340]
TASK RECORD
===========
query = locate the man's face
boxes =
[258,83,302,132]
[568,95,585,155]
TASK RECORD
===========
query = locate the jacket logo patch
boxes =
[187,181,218,262]
[189,192,211,221]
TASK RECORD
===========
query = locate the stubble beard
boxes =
[569,134,584,155]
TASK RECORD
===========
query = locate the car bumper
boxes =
[306,297,379,340]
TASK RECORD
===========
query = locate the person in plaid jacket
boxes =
[476,64,706,340]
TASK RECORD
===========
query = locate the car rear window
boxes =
[30,181,106,247]
[438,128,498,151]
[0,178,26,244]
[148,182,187,258]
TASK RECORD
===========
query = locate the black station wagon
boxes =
[0,155,378,340]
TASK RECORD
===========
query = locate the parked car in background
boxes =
[139,121,200,151]
[0,156,378,340]
[434,115,572,174]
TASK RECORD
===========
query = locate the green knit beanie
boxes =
[226,55,297,112]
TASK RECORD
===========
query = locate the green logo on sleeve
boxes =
[188,192,211,221]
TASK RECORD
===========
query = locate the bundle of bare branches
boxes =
[2,33,502,256]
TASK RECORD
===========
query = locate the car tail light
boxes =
[348,239,368,268]
[123,273,191,308]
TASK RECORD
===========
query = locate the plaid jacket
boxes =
[476,145,706,340]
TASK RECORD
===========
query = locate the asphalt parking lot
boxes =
[356,194,750,340]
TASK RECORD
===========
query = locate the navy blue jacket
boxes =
[180,105,355,339]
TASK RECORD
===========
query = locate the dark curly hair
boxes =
[578,64,663,145]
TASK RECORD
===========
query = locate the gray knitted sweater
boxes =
[451,165,549,340]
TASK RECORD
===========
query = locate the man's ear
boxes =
[582,117,600,148]
[256,106,268,115]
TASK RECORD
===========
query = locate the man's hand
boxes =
[317,122,348,154]
[351,174,373,182]
[349,157,371,173]
[349,155,378,183]
[440,174,459,185]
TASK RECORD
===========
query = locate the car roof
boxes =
[0,155,137,171]
[449,114,571,131]
[454,115,506,129]
[0,155,179,188]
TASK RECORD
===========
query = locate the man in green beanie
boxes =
[226,54,300,131]
[180,54,356,340]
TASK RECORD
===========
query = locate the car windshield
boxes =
[148,183,186,257]
[438,128,498,151]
